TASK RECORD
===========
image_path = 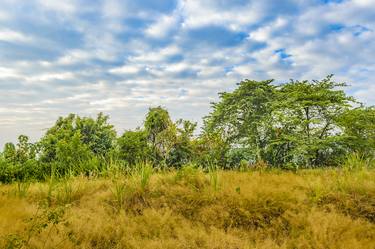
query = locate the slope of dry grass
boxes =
[0,167,374,249]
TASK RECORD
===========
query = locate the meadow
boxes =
[1,166,374,249]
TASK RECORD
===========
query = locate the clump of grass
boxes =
[110,179,127,212]
[11,181,31,198]
[133,162,153,192]
[107,162,153,214]
[208,164,220,192]
[342,152,371,171]
[239,159,249,172]
[56,178,83,206]
[43,176,59,207]
[249,160,269,171]
[34,176,84,207]
[101,157,126,178]
[174,164,208,190]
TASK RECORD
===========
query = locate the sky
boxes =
[0,0,375,146]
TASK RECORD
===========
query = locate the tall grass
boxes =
[110,179,127,211]
[208,164,220,191]
[1,169,374,248]
[133,162,153,191]
[13,181,30,198]
[342,152,373,171]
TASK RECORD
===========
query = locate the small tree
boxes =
[39,113,116,175]
[144,107,175,165]
[76,112,117,156]
[0,135,39,182]
[118,129,150,165]
[167,119,197,168]
[3,142,16,162]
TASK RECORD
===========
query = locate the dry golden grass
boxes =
[0,168,374,249]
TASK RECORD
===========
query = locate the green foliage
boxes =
[271,75,353,167]
[40,113,116,162]
[143,107,197,168]
[208,164,220,191]
[10,181,31,198]
[111,179,127,211]
[77,113,117,156]
[144,106,172,147]
[338,106,375,157]
[203,75,365,168]
[0,75,374,183]
[167,119,197,168]
[192,132,229,168]
[0,135,40,183]
[118,129,150,165]
[54,133,94,175]
[204,79,276,163]
[38,113,116,177]
[144,107,175,165]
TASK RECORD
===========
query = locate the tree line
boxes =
[1,75,374,182]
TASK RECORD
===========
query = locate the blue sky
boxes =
[0,0,375,146]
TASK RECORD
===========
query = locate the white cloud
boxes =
[25,72,76,82]
[37,0,76,14]
[56,50,92,65]
[180,0,261,30]
[0,11,10,21]
[352,0,375,7]
[145,14,178,38]
[249,17,288,42]
[102,0,126,18]
[1,0,375,147]
[129,45,180,63]
[109,65,142,75]
[0,67,21,79]
[0,29,33,43]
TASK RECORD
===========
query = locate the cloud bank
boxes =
[0,0,375,146]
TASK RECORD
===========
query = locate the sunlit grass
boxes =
[0,168,374,248]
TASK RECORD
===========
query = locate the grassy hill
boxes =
[1,167,374,248]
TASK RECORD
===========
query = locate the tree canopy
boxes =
[204,75,369,168]
[0,75,374,182]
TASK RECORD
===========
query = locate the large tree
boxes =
[273,75,354,167]
[204,79,276,164]
[204,76,356,168]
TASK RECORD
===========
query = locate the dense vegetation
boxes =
[1,76,374,183]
